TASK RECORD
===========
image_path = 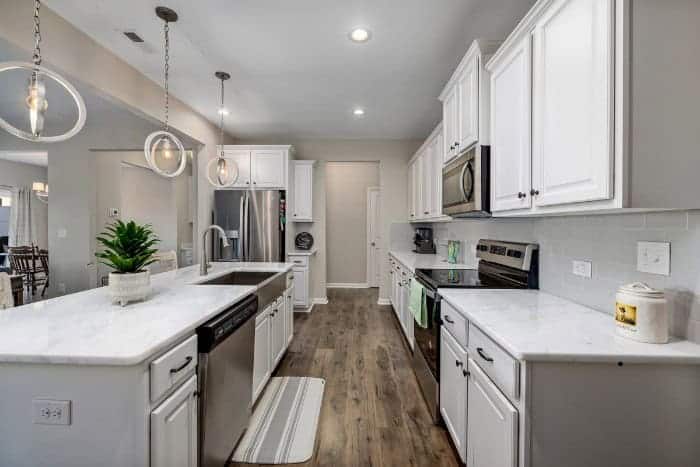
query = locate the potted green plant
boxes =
[96,220,160,306]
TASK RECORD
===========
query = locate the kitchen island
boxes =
[0,261,293,467]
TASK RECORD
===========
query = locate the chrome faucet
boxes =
[200,225,230,276]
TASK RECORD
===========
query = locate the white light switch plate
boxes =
[637,241,670,276]
[572,260,592,278]
[32,399,71,425]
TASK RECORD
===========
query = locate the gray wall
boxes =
[408,210,700,344]
[0,159,48,249]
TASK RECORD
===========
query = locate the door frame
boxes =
[366,186,381,288]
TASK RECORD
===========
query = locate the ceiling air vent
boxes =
[123,31,144,43]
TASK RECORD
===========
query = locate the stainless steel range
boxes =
[412,239,539,423]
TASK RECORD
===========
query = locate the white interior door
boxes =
[366,187,381,288]
[490,36,532,212]
[531,0,614,207]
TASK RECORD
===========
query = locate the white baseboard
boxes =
[377,298,391,306]
[312,297,329,305]
[294,303,314,313]
[326,282,369,289]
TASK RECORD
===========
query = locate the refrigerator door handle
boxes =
[238,194,245,260]
[243,193,250,260]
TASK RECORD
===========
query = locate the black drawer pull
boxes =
[444,315,454,324]
[170,356,193,375]
[462,369,470,377]
[476,347,494,362]
[455,360,463,368]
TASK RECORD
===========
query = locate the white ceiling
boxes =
[45,0,535,140]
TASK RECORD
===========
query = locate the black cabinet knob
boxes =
[530,189,540,196]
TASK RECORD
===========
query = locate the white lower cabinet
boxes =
[271,297,286,367]
[151,375,198,467]
[467,358,518,467]
[253,305,272,402]
[440,327,468,463]
[285,286,294,345]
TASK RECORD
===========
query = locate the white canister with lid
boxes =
[615,282,668,344]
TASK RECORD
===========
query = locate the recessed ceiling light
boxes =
[349,27,371,43]
[218,108,229,116]
[353,108,365,117]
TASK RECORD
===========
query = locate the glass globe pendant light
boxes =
[206,71,239,188]
[0,0,87,142]
[144,7,186,178]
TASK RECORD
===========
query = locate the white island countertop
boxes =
[0,262,292,366]
[389,250,473,273]
[439,289,700,364]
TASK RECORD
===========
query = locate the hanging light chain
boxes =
[163,20,170,130]
[32,0,42,66]
[219,77,225,157]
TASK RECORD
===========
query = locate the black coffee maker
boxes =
[413,227,436,254]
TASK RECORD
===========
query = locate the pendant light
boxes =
[206,71,238,187]
[144,7,186,178]
[0,0,87,142]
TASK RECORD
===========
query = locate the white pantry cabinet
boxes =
[488,0,700,215]
[440,40,501,164]
[408,123,447,222]
[151,375,198,467]
[466,358,518,467]
[218,145,292,190]
[440,327,468,463]
[291,160,315,222]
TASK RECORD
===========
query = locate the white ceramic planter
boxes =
[109,271,151,307]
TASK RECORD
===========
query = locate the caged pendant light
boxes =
[144,6,186,178]
[0,0,87,143]
[206,71,238,187]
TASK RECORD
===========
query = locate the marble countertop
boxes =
[0,262,293,366]
[288,248,317,256]
[438,289,700,364]
[389,250,473,273]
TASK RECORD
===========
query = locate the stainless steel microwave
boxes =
[442,145,490,217]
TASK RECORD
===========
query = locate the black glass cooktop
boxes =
[415,267,527,290]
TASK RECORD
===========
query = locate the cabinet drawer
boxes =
[150,335,198,402]
[289,256,309,268]
[441,300,468,349]
[468,324,519,400]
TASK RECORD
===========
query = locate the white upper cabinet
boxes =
[219,145,292,190]
[531,0,614,207]
[490,37,532,213]
[225,149,252,188]
[251,150,286,188]
[407,123,446,222]
[440,40,501,165]
[457,54,479,151]
[291,160,314,222]
[442,87,459,163]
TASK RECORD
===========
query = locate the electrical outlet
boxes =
[57,228,67,239]
[572,260,592,278]
[108,207,120,218]
[637,241,670,275]
[32,399,71,425]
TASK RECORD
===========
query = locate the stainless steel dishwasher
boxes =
[197,294,258,467]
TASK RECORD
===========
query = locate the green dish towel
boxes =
[409,279,428,328]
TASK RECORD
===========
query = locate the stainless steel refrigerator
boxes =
[212,190,285,262]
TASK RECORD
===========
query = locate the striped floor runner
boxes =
[232,377,325,464]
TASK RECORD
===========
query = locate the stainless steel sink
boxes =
[199,271,277,286]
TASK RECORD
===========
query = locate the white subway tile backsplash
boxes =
[436,209,700,343]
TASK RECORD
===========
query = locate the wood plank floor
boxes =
[231,288,460,467]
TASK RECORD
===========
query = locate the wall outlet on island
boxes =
[32,399,71,425]
[572,260,592,278]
